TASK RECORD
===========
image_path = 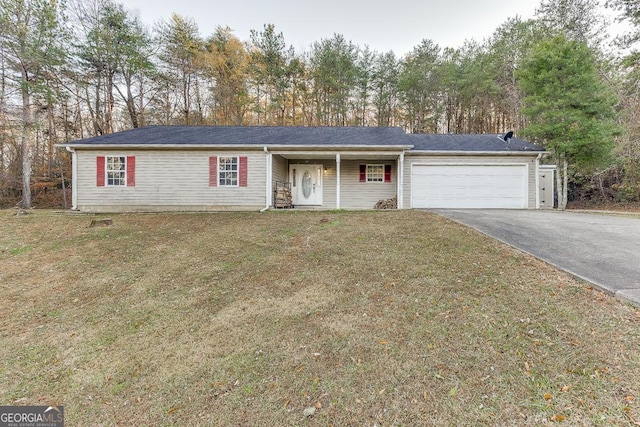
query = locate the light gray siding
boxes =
[271,155,290,208]
[321,161,337,209]
[76,150,266,212]
[339,160,396,209]
[272,155,288,184]
[403,154,539,209]
[74,148,539,212]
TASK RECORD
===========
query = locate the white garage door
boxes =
[411,164,528,208]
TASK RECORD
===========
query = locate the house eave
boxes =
[56,143,414,151]
[408,150,546,156]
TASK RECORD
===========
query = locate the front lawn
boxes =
[1,210,638,426]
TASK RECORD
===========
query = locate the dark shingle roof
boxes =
[62,125,411,147]
[408,133,544,152]
[61,125,544,152]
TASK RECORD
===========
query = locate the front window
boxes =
[106,156,126,186]
[366,164,384,182]
[219,156,238,186]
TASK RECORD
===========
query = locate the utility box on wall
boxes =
[539,165,556,209]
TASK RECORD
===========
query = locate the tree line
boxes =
[1,0,639,208]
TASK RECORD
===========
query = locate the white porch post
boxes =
[397,152,404,209]
[336,153,341,209]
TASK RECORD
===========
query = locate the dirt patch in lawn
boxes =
[1,210,639,426]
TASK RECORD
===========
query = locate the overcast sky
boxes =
[121,0,542,56]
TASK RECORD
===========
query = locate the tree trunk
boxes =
[106,70,115,133]
[556,152,568,210]
[21,69,32,209]
[47,101,55,178]
[21,132,31,209]
[562,157,568,209]
[115,73,139,128]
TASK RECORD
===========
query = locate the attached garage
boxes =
[402,134,545,210]
[411,164,529,209]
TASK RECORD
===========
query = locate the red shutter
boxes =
[97,156,105,187]
[359,165,366,182]
[209,156,217,187]
[384,164,392,183]
[126,156,136,186]
[239,156,248,187]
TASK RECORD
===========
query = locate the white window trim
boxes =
[106,156,126,187]
[366,164,384,183]
[218,155,239,187]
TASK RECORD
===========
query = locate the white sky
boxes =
[120,0,542,56]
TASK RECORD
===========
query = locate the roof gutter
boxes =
[57,143,415,150]
[408,150,546,156]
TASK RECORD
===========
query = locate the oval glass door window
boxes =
[302,171,312,199]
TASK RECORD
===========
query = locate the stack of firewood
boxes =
[274,184,292,208]
[374,196,397,209]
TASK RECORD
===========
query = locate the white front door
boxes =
[290,164,323,206]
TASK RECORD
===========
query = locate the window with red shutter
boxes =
[210,156,248,187]
[384,164,392,183]
[359,165,366,182]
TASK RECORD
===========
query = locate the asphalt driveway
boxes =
[434,209,640,306]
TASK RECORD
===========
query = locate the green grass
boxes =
[0,209,639,426]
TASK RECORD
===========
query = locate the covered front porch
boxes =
[265,150,405,210]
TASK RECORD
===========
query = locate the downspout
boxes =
[535,153,542,209]
[260,146,271,212]
[336,153,341,209]
[65,146,78,210]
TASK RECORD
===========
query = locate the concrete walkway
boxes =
[433,209,640,307]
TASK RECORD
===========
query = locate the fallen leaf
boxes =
[167,407,179,414]
[379,339,388,345]
[561,385,570,392]
[625,395,635,402]
[544,393,552,401]
[550,414,565,422]
[284,399,290,407]
[314,401,322,409]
